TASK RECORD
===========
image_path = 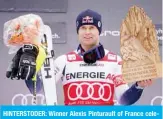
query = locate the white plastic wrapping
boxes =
[3,14,44,54]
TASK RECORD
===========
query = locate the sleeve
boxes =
[119,83,144,105]
[25,55,67,93]
[53,55,67,83]
[114,56,144,105]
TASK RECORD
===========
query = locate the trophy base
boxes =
[122,62,162,83]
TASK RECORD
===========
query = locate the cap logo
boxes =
[82,16,93,23]
[76,21,79,27]
[98,21,101,27]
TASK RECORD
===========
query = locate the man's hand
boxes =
[6,44,39,80]
[137,79,153,88]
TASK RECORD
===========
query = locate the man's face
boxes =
[78,25,100,46]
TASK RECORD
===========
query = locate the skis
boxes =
[40,25,58,105]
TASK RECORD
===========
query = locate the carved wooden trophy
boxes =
[120,5,162,83]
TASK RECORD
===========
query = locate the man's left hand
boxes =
[137,79,153,88]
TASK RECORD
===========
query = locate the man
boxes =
[7,9,153,105]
